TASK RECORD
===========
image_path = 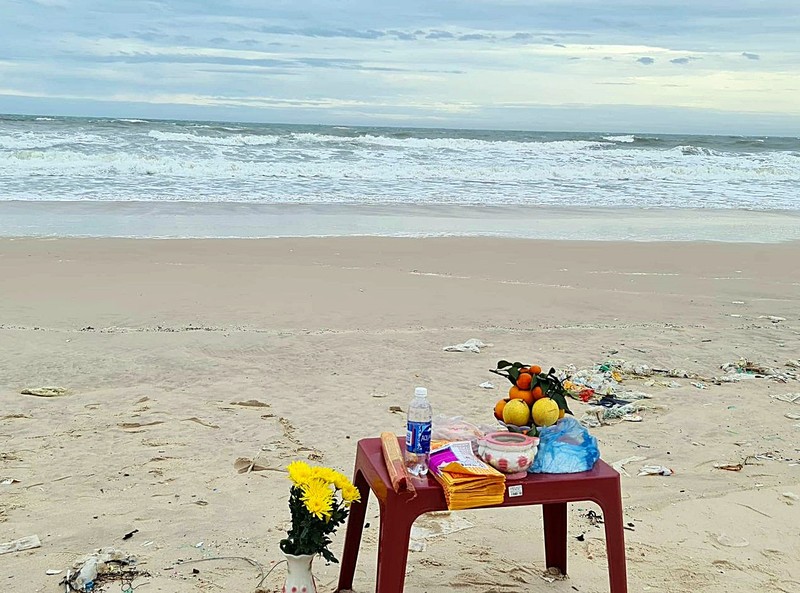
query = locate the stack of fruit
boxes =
[491,360,572,436]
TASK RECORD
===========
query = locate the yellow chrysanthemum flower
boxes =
[311,467,339,485]
[286,460,314,486]
[301,478,334,520]
[331,470,353,491]
[341,483,361,505]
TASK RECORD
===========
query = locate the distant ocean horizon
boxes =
[1,113,799,240]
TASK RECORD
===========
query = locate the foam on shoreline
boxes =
[1,200,798,242]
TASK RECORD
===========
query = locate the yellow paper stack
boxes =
[429,441,506,510]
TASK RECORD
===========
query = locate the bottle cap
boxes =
[415,387,428,397]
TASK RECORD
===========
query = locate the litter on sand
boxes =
[772,393,800,405]
[0,535,41,555]
[443,338,492,353]
[20,386,69,397]
[638,465,673,476]
[234,457,282,474]
[611,456,647,477]
[714,463,744,471]
[478,381,495,389]
[758,315,786,323]
[782,492,799,501]
[720,358,798,382]
[67,548,143,592]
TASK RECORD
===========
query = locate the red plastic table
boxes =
[336,437,627,593]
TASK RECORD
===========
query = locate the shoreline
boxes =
[1,201,799,242]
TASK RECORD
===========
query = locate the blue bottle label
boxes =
[406,421,432,455]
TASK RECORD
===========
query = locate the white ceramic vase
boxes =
[283,553,317,593]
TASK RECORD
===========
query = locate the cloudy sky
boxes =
[1,0,799,133]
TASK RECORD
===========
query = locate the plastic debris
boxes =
[786,360,800,369]
[772,393,800,405]
[20,386,69,397]
[722,359,774,374]
[622,391,653,400]
[410,514,474,541]
[720,358,797,383]
[638,465,673,476]
[644,379,682,389]
[758,315,786,323]
[785,413,800,420]
[611,456,647,477]
[67,549,141,592]
[692,382,708,390]
[443,338,492,353]
[46,570,62,576]
[581,402,646,428]
[0,535,41,555]
[234,457,279,474]
[1,478,20,486]
[478,381,495,389]
[782,492,799,501]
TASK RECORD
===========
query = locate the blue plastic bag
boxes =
[531,416,600,474]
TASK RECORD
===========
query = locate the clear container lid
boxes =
[414,387,428,397]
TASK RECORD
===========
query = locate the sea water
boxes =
[1,114,799,239]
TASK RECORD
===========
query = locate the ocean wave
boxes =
[148,130,281,146]
[672,145,724,156]
[3,118,799,211]
[602,135,636,143]
[288,132,606,152]
[0,132,114,150]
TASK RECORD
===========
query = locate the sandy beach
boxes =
[1,237,799,593]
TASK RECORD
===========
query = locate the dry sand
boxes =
[1,237,799,593]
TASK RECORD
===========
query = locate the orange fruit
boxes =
[494,398,510,421]
[531,385,545,401]
[509,386,535,406]
[516,372,532,390]
[558,408,566,419]
[530,365,542,375]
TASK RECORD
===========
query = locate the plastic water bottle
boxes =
[405,387,432,476]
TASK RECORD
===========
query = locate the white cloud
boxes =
[0,0,798,132]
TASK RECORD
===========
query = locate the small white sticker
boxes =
[508,485,523,497]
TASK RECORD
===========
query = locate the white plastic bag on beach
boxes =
[443,338,492,353]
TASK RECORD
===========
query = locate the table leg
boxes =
[336,469,370,592]
[375,504,414,593]
[543,502,568,575]
[599,492,628,593]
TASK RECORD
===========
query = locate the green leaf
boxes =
[549,391,572,415]
[496,360,512,369]
[508,368,520,383]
